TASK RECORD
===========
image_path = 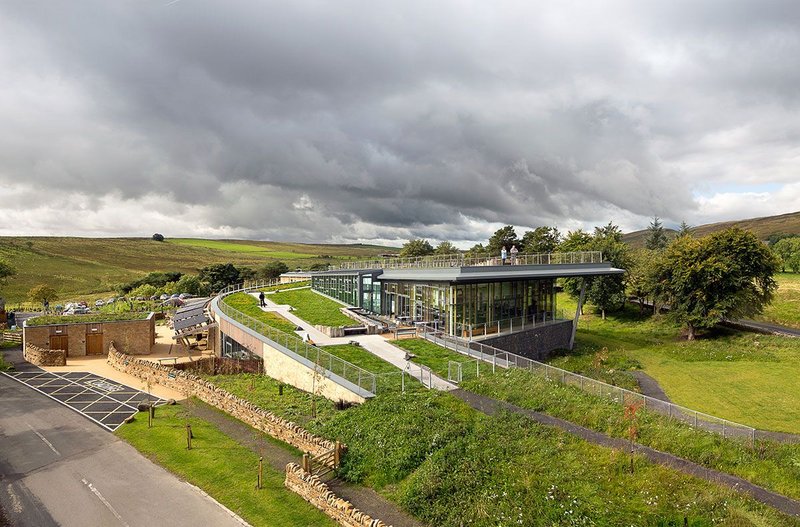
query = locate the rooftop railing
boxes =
[331,251,604,271]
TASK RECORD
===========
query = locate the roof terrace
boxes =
[332,250,604,271]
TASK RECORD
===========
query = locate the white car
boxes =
[95,300,105,307]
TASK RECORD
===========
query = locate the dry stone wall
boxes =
[285,463,392,527]
[107,345,336,458]
[24,343,66,366]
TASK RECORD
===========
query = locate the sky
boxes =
[1,1,799,248]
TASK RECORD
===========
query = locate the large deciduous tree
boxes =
[487,225,519,255]
[652,228,778,340]
[521,226,561,254]
[399,239,434,257]
[28,284,57,305]
[772,237,800,273]
[258,261,290,280]
[199,263,241,292]
[434,241,459,255]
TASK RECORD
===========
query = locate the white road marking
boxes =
[6,484,23,513]
[81,478,130,527]
[26,423,60,456]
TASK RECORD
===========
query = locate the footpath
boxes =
[252,292,456,391]
[451,389,800,518]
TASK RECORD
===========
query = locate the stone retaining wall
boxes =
[107,345,336,458]
[481,320,573,361]
[285,463,391,527]
[24,343,66,366]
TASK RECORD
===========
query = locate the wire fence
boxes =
[332,251,604,271]
[418,324,760,443]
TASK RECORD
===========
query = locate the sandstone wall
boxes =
[107,345,336,458]
[24,343,66,366]
[22,315,155,357]
[285,463,392,527]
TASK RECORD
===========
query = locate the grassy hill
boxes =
[623,210,800,247]
[0,237,396,303]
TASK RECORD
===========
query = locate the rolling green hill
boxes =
[0,237,396,303]
[623,210,800,247]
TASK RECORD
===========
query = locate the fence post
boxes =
[723,421,726,439]
[492,354,496,373]
[401,370,405,392]
[694,411,698,428]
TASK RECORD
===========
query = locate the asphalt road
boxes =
[0,372,247,527]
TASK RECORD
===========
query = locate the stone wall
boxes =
[24,343,66,366]
[107,345,336,458]
[481,320,573,361]
[285,463,392,527]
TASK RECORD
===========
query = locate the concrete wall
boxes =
[284,463,391,527]
[217,314,367,405]
[23,315,155,357]
[481,320,573,361]
[23,343,66,366]
[107,347,337,458]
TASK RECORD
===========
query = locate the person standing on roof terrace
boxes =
[510,244,519,264]
[501,246,508,265]
[259,291,266,307]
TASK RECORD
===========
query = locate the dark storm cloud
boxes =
[1,0,799,243]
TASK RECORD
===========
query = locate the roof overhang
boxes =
[377,263,625,283]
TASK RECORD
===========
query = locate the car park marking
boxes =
[26,423,60,456]
[2,369,164,431]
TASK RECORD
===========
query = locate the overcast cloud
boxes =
[1,0,798,246]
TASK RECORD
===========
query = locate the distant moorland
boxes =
[0,237,396,303]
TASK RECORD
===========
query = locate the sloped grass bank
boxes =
[200,373,800,526]
[756,273,800,329]
[269,288,355,327]
[462,368,800,502]
[316,391,799,526]
[392,338,490,381]
[116,403,334,527]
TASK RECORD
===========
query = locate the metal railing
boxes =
[417,324,761,443]
[214,282,378,397]
[332,251,604,271]
[454,309,568,339]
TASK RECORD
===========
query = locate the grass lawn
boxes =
[320,344,419,393]
[756,273,800,329]
[115,402,334,527]
[270,289,355,327]
[557,293,800,433]
[392,338,489,381]
[260,281,310,292]
[221,293,298,334]
[0,351,13,370]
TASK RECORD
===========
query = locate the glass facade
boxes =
[311,273,360,306]
[312,271,558,337]
[221,332,258,360]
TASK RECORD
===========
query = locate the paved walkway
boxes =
[250,293,456,391]
[452,389,800,518]
[184,399,425,527]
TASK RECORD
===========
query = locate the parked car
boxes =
[106,297,116,304]
[159,294,169,300]
[95,300,105,307]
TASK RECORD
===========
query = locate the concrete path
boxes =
[249,293,456,391]
[0,368,247,527]
[452,389,800,518]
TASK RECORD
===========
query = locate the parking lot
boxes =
[2,369,164,431]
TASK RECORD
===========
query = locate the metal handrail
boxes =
[214,282,378,396]
[331,251,604,271]
[417,324,760,443]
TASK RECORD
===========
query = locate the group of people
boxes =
[500,245,519,265]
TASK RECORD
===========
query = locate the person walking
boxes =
[258,291,266,307]
[510,244,519,264]
[500,245,508,265]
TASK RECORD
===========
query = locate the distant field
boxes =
[755,273,800,329]
[0,236,395,303]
